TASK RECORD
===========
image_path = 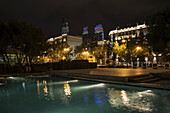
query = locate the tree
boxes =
[0,22,12,65]
[94,45,107,64]
[113,42,128,64]
[0,21,47,66]
[146,8,170,63]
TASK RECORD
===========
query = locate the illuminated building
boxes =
[108,23,149,66]
[92,24,104,47]
[47,34,82,60]
[109,23,147,43]
[82,26,91,47]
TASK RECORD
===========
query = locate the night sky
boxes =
[1,0,170,38]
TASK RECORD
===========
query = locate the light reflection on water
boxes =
[1,77,170,113]
[107,88,154,112]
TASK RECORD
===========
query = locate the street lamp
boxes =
[82,51,89,60]
[136,46,142,67]
[63,48,70,60]
[122,39,126,43]
[64,48,70,52]
[136,46,141,50]
[82,51,89,55]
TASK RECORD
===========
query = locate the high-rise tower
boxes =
[82,26,91,47]
[61,18,69,35]
[92,24,104,47]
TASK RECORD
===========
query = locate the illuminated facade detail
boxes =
[47,35,82,60]
[109,24,148,66]
[109,24,147,42]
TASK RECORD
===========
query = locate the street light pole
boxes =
[63,48,70,61]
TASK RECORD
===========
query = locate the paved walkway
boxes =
[1,68,170,90]
[48,68,170,90]
[53,68,169,77]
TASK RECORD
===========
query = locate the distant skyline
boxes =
[1,0,170,38]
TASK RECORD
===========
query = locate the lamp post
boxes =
[82,51,89,60]
[136,46,142,67]
[63,48,70,61]
[121,39,129,67]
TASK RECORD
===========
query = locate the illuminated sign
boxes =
[83,26,88,35]
[94,24,104,34]
[94,24,104,40]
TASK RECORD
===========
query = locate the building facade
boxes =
[109,24,150,67]
[47,34,82,61]
[109,24,147,44]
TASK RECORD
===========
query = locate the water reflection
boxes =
[74,83,105,91]
[64,82,71,97]
[59,81,72,104]
[22,82,26,89]
[1,77,170,113]
[36,79,74,103]
[48,80,55,101]
[37,80,40,99]
[43,80,48,96]
[121,90,129,105]
[107,88,154,112]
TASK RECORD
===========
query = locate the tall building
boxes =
[92,24,104,47]
[61,18,69,35]
[82,26,91,47]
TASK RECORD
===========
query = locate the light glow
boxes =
[64,82,71,96]
[48,80,78,85]
[122,39,126,43]
[136,46,141,50]
[75,83,105,90]
[64,48,70,51]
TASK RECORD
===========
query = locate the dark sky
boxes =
[1,0,170,38]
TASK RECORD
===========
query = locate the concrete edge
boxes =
[47,71,170,91]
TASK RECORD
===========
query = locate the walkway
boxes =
[51,68,169,77]
[48,68,170,90]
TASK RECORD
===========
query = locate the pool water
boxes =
[1,76,170,113]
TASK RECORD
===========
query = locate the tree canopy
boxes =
[146,8,170,55]
[0,21,47,65]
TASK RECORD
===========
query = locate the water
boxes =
[1,76,170,113]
